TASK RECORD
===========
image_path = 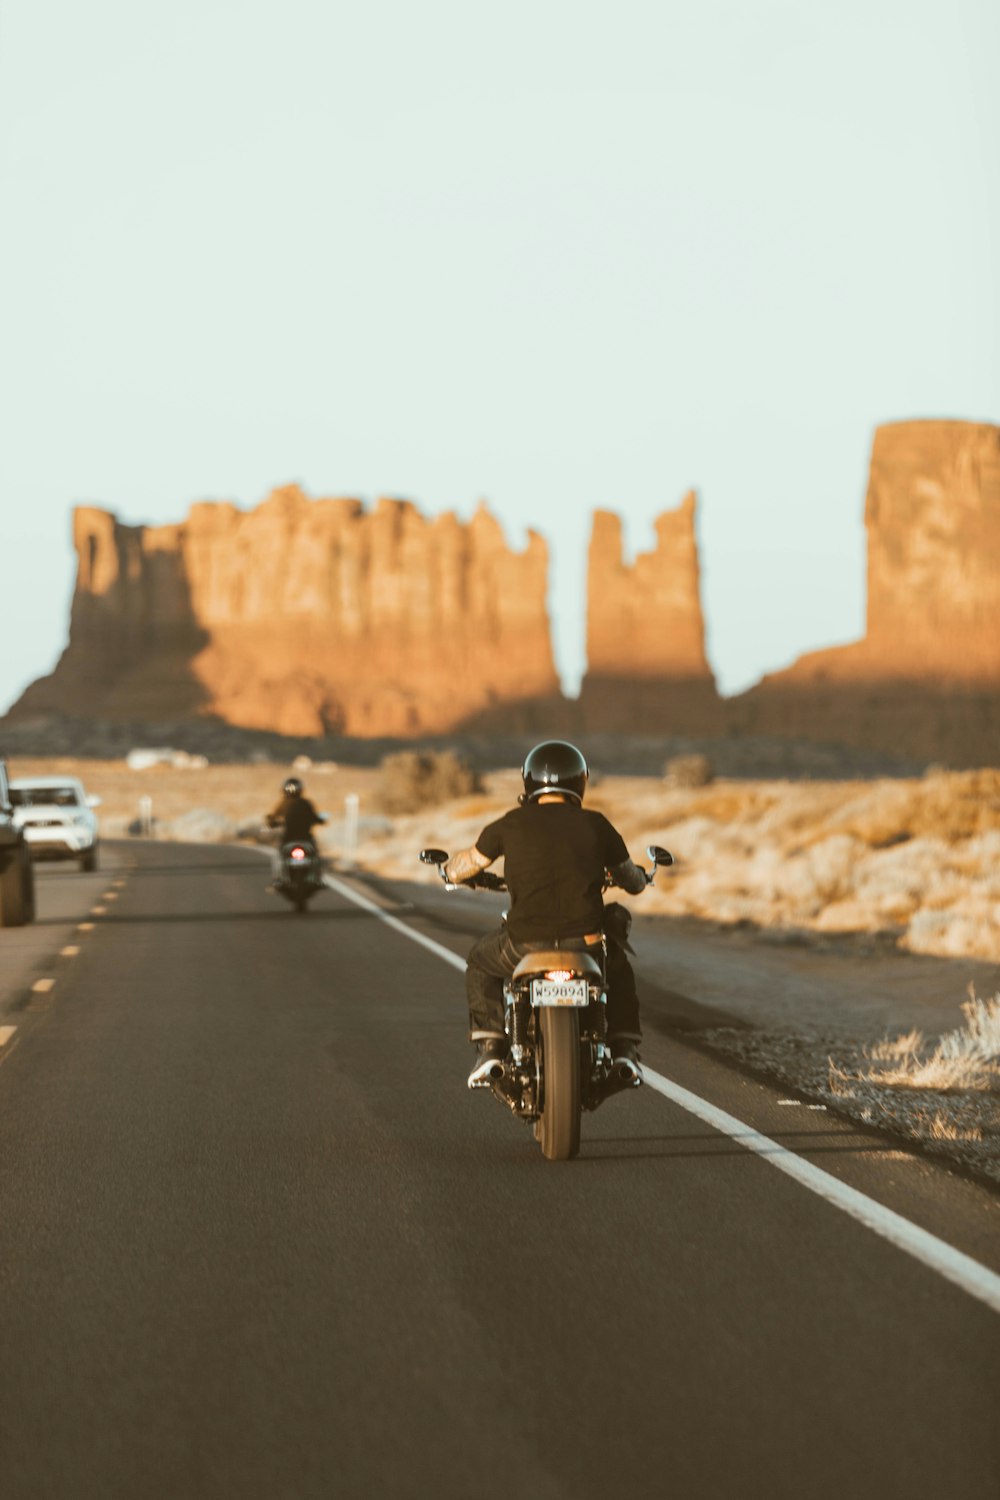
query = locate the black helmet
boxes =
[283,777,303,796]
[520,741,588,804]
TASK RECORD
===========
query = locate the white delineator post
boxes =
[343,793,360,868]
[139,795,153,838]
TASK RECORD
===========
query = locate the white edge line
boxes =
[324,873,465,972]
[324,866,1000,1318]
[642,1069,1000,1317]
[0,1025,17,1047]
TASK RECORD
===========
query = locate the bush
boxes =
[378,750,482,815]
[664,753,714,788]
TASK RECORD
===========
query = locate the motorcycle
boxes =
[274,839,325,913]
[419,844,674,1161]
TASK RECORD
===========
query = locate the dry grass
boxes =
[928,1113,984,1143]
[822,992,1000,1169]
[830,992,1000,1094]
[706,1002,1000,1183]
[378,750,481,815]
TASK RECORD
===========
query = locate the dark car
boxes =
[0,756,35,926]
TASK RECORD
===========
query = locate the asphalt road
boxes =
[1,842,998,1500]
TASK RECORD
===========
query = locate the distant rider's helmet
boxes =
[520,741,589,805]
[283,777,303,797]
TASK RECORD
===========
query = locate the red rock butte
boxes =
[8,419,998,765]
[731,420,1000,764]
[578,494,723,730]
[14,487,559,737]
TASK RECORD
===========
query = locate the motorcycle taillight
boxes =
[290,847,307,861]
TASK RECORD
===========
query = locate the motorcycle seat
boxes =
[512,950,602,980]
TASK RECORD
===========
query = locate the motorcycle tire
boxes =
[293,891,309,913]
[538,1007,581,1161]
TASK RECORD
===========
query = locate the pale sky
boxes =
[1,0,997,714]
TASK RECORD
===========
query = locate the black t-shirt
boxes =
[475,802,630,943]
[273,795,322,841]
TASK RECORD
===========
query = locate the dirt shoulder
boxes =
[630,913,1000,1188]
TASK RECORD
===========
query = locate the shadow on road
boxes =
[94,907,372,925]
[114,860,277,877]
[578,1129,907,1162]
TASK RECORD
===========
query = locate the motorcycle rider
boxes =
[265,777,326,885]
[444,741,649,1089]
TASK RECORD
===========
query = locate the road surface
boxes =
[1,842,998,1499]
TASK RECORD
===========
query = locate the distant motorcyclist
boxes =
[444,741,648,1088]
[266,777,326,843]
[265,777,326,890]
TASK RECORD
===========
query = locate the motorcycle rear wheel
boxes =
[538,1008,581,1161]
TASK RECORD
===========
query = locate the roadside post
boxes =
[139,795,153,838]
[343,793,359,869]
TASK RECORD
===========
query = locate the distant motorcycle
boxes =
[273,839,325,914]
[420,844,674,1160]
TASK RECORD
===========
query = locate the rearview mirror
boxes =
[647,845,674,867]
[420,848,449,865]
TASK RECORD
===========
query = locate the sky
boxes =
[1,0,997,714]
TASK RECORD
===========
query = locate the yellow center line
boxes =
[32,978,55,994]
[60,946,81,957]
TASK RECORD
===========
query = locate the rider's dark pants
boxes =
[465,927,641,1043]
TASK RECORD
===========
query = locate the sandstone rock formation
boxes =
[11,420,997,767]
[577,493,723,730]
[12,487,559,738]
[731,421,1000,765]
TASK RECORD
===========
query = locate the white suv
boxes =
[10,776,102,871]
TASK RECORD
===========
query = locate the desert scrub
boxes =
[833,991,1000,1092]
[663,753,713,788]
[377,750,482,815]
[702,1000,1000,1186]
[827,769,1000,848]
[825,992,1000,1180]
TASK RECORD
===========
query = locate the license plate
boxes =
[530,978,589,1007]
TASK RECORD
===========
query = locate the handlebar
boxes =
[419,844,674,892]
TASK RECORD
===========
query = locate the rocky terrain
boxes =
[0,713,922,779]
